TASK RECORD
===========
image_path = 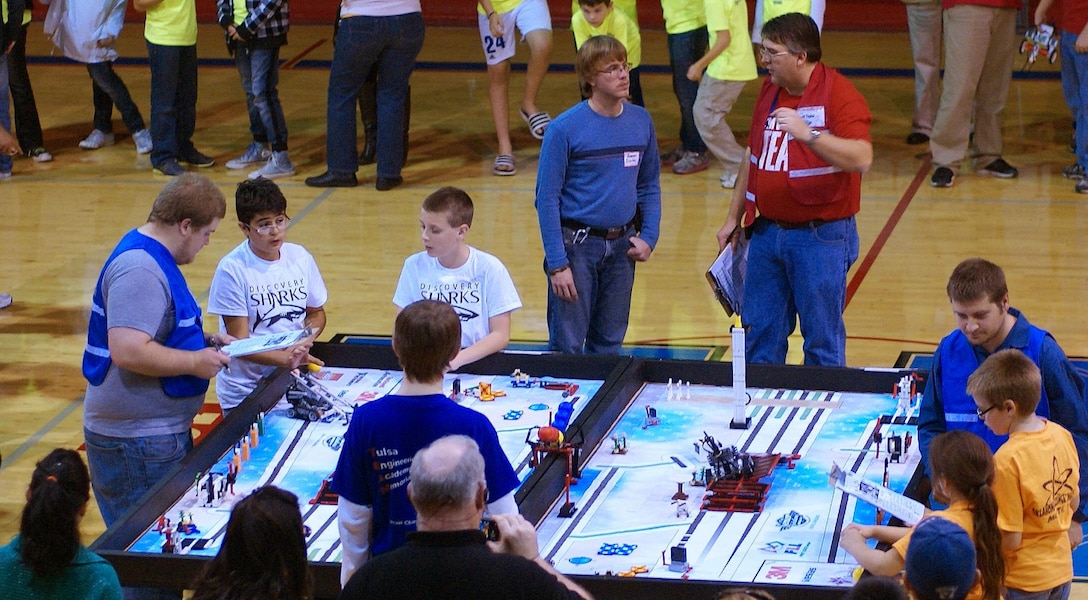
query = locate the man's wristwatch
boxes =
[547,264,570,276]
[806,129,823,146]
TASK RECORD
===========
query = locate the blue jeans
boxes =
[83,428,192,527]
[1005,582,1071,600]
[743,216,859,366]
[146,42,198,166]
[0,56,11,173]
[87,62,146,135]
[547,227,636,355]
[666,28,709,153]
[326,13,424,178]
[1061,31,1088,164]
[235,45,288,151]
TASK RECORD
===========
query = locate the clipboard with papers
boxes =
[705,233,749,317]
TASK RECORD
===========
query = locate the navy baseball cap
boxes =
[904,517,976,600]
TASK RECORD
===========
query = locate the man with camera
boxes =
[339,435,593,600]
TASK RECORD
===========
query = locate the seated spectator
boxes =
[339,434,592,600]
[903,517,980,600]
[189,486,312,600]
[0,448,122,599]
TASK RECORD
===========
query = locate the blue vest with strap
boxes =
[83,229,209,397]
[938,326,1050,452]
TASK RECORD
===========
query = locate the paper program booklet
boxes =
[221,328,312,358]
[706,233,748,317]
[829,462,924,526]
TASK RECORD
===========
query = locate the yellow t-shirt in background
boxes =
[660,0,706,34]
[145,0,198,46]
[570,0,638,25]
[571,8,642,69]
[703,0,756,82]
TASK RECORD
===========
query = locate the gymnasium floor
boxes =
[0,21,1084,590]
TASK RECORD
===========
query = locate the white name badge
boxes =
[623,151,641,168]
[797,106,826,128]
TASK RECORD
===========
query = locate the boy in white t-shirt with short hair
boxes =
[208,177,328,415]
[393,187,521,370]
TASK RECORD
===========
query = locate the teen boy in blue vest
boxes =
[918,257,1088,544]
[83,173,231,529]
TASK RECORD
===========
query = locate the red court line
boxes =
[281,39,327,70]
[845,156,931,308]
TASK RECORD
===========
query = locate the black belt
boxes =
[767,217,838,230]
[561,219,634,241]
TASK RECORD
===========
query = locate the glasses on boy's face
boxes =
[246,216,290,236]
[758,45,793,62]
[976,404,997,419]
[597,62,631,76]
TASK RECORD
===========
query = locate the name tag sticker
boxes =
[623,151,640,168]
[797,106,826,128]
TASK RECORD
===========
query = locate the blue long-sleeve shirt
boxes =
[918,308,1088,518]
[535,101,662,271]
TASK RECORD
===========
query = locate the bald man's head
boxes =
[408,435,486,517]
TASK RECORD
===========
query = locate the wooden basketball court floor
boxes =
[0,22,1084,576]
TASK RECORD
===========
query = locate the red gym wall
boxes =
[100,0,907,32]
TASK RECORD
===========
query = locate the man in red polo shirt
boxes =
[716,12,871,367]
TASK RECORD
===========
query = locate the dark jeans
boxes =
[667,27,709,153]
[0,56,11,173]
[234,45,289,151]
[9,24,44,151]
[88,62,147,135]
[146,42,199,166]
[326,13,424,178]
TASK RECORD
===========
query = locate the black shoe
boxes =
[930,166,955,188]
[1063,163,1085,180]
[976,157,1018,179]
[375,176,403,191]
[179,150,214,168]
[305,171,357,188]
[153,159,187,177]
[905,132,930,145]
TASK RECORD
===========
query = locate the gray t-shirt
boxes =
[83,249,205,438]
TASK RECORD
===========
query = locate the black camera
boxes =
[480,519,500,541]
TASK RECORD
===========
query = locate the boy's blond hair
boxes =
[422,186,474,228]
[966,348,1041,416]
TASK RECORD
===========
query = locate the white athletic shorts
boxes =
[477,0,552,65]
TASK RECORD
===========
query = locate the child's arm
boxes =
[478,0,505,38]
[1002,530,1022,554]
[1034,0,1056,25]
[687,28,730,82]
[449,311,512,371]
[839,523,906,576]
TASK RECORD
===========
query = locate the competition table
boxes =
[91,343,923,600]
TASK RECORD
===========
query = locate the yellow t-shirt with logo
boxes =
[704,0,756,82]
[660,0,706,34]
[571,9,641,68]
[145,0,198,46]
[570,0,637,26]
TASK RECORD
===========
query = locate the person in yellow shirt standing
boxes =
[751,0,825,43]
[659,0,711,175]
[134,0,214,176]
[571,0,643,105]
[688,0,756,188]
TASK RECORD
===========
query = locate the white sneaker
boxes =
[133,129,153,154]
[0,293,10,309]
[28,148,53,162]
[0,172,11,181]
[720,172,738,189]
[248,151,296,180]
[226,142,271,170]
[80,130,116,150]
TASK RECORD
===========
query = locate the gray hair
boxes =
[409,435,486,513]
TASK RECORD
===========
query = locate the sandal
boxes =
[519,109,551,140]
[493,154,517,176]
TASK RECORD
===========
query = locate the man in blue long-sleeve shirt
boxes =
[534,35,661,355]
[918,257,1088,547]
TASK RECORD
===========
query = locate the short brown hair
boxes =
[422,187,474,228]
[761,13,822,63]
[946,258,1008,305]
[147,173,227,229]
[966,349,1041,416]
[577,0,610,7]
[576,35,628,99]
[394,300,461,384]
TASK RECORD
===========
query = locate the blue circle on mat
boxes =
[569,556,592,565]
[529,403,549,411]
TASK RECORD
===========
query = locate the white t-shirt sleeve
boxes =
[483,254,522,318]
[392,254,420,309]
[302,249,329,308]
[208,248,249,318]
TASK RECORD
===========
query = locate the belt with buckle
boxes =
[561,219,633,241]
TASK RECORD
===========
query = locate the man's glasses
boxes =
[246,216,290,236]
[758,45,793,61]
[598,62,631,76]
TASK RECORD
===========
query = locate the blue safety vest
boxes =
[938,326,1050,452]
[83,229,209,397]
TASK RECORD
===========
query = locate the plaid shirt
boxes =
[216,0,288,47]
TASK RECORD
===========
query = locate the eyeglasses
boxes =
[246,216,290,236]
[597,62,631,76]
[976,404,997,419]
[758,45,793,61]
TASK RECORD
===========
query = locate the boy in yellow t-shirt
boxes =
[687,0,756,188]
[571,0,643,105]
[659,0,711,175]
[968,348,1080,600]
